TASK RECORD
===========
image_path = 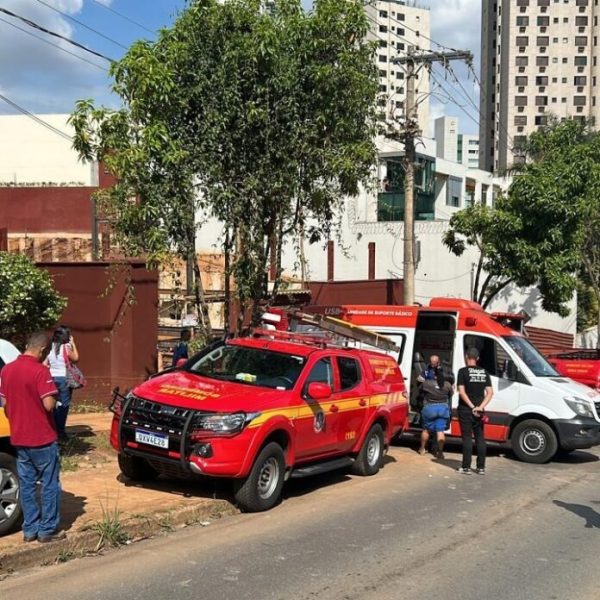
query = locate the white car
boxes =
[0,338,21,536]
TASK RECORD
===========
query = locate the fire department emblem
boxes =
[314,410,326,433]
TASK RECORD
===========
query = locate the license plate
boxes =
[135,429,169,449]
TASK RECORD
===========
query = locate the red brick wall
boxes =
[40,262,159,407]
[0,187,94,234]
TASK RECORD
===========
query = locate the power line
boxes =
[90,0,155,36]
[0,15,108,72]
[428,69,480,130]
[35,0,128,50]
[0,6,115,62]
[0,93,73,142]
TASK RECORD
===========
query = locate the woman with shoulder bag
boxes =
[46,325,80,442]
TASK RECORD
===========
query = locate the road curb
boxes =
[0,499,238,578]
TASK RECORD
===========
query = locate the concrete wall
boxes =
[0,114,96,185]
[41,262,159,406]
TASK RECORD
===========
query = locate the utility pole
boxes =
[391,48,473,305]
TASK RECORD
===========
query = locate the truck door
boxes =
[459,333,521,442]
[332,354,369,452]
[295,357,339,458]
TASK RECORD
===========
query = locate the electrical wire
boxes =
[0,93,73,142]
[35,0,128,50]
[90,0,155,36]
[0,6,115,62]
[0,15,109,72]
[428,69,480,130]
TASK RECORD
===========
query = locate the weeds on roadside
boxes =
[92,498,129,551]
[60,454,80,472]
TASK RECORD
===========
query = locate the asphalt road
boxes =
[2,440,599,600]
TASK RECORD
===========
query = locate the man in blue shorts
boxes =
[417,370,453,459]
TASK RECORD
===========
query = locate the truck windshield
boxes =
[188,344,306,390]
[502,336,559,377]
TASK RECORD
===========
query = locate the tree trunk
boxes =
[223,228,231,336]
[193,258,213,339]
[482,279,513,310]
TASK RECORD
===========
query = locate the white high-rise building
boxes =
[480,0,600,173]
[434,116,480,170]
[366,1,431,135]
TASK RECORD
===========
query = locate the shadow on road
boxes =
[119,474,235,503]
[59,490,87,531]
[553,500,600,529]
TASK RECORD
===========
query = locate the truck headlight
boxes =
[564,397,594,419]
[194,412,260,434]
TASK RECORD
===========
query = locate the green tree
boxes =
[69,0,378,332]
[0,253,66,346]
[445,119,599,318]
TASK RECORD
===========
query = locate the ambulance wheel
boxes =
[234,442,285,512]
[353,424,384,476]
[511,420,558,464]
[0,452,22,535]
[118,453,158,481]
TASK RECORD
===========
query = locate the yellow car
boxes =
[0,339,22,536]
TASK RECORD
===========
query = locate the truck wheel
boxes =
[352,424,385,476]
[511,419,558,464]
[233,442,285,512]
[0,452,22,536]
[118,453,158,481]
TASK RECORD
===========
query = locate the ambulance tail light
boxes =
[465,317,478,327]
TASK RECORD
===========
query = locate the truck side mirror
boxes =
[504,359,518,381]
[306,382,332,401]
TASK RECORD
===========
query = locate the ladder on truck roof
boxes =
[288,311,400,354]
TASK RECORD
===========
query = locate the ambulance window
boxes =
[463,335,496,375]
[305,358,334,387]
[0,357,4,372]
[337,357,361,391]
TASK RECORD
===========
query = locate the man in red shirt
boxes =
[0,331,63,543]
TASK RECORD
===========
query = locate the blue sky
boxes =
[0,0,480,134]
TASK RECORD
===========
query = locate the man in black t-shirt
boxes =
[456,347,493,475]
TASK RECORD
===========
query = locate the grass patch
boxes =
[92,500,129,551]
[70,403,107,414]
[60,454,80,472]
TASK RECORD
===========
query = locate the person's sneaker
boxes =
[418,448,427,456]
[23,533,37,543]
[475,468,486,475]
[38,531,66,544]
[456,467,472,474]
[435,449,445,460]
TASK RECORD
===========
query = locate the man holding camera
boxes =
[456,347,493,475]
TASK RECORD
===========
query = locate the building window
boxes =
[516,16,529,26]
[574,96,587,105]
[516,56,529,66]
[515,96,528,106]
[515,76,528,86]
[575,56,588,66]
[575,36,588,45]
[535,96,548,106]
[574,76,587,86]
[537,36,549,45]
[379,10,388,18]
[379,25,388,33]
[447,177,462,208]
[537,16,550,26]
[536,56,549,66]
[379,55,387,63]
[517,36,530,46]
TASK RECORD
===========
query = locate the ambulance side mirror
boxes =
[306,382,332,401]
[176,358,187,368]
[504,359,518,381]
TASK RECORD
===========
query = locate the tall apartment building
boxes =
[366,1,431,135]
[480,0,599,173]
[434,116,481,169]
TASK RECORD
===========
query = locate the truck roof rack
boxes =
[254,308,400,354]
[291,311,400,353]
